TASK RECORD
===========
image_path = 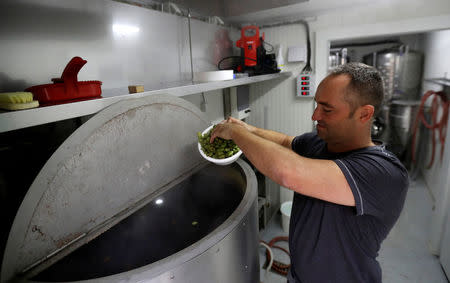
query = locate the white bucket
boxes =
[280,201,292,234]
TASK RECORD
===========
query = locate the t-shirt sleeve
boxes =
[334,151,409,218]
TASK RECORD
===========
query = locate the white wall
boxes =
[420,29,450,197]
[246,24,316,213]
[419,29,450,254]
[248,23,315,136]
[182,90,225,124]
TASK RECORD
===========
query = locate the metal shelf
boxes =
[425,77,450,87]
[0,72,291,133]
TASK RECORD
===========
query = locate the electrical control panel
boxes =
[296,73,314,98]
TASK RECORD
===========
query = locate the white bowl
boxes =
[197,124,242,166]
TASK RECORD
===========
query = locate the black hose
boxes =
[259,20,312,72]
[217,55,243,70]
[298,20,312,73]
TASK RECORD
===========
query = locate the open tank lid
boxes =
[2,94,210,282]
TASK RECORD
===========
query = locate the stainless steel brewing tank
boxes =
[1,94,259,283]
[389,99,421,147]
[363,46,424,102]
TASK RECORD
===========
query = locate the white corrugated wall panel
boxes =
[247,24,315,136]
[247,24,316,217]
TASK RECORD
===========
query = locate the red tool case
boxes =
[26,56,102,104]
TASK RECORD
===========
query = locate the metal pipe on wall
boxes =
[188,8,194,82]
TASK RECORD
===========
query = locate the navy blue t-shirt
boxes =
[288,132,409,283]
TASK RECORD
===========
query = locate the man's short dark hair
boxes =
[329,62,384,116]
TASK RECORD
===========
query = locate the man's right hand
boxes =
[226,117,257,133]
[219,117,294,149]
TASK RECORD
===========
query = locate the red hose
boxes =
[411,90,449,168]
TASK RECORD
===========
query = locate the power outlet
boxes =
[296,73,314,98]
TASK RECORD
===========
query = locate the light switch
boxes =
[288,46,306,62]
[296,73,314,98]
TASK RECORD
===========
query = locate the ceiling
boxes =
[157,0,310,18]
[129,0,374,25]
[224,0,374,25]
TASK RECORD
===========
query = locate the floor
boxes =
[258,175,449,283]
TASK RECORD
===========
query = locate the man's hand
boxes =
[226,117,257,133]
[210,117,247,143]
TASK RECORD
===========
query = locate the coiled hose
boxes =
[259,242,273,273]
[411,90,449,168]
[260,236,290,276]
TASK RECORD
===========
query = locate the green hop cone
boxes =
[197,125,240,159]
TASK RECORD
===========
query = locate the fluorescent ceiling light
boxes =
[112,24,140,36]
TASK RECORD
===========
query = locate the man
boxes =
[210,62,409,283]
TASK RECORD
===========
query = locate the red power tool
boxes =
[235,25,279,76]
[236,26,264,69]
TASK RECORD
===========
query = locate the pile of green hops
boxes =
[197,125,240,159]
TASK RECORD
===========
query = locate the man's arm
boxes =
[226,117,294,149]
[211,122,355,207]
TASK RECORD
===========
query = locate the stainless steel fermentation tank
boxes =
[363,46,424,102]
[1,95,259,282]
[363,46,423,160]
[389,100,421,148]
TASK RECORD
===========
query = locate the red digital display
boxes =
[302,92,308,95]
[301,76,309,80]
[301,87,309,90]
[301,82,309,85]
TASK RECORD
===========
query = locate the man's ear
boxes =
[358,105,374,123]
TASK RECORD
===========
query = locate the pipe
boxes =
[187,9,194,82]
[261,236,291,276]
[331,40,402,49]
[259,241,273,273]
[259,20,311,72]
[411,90,449,167]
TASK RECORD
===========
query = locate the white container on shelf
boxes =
[276,44,285,71]
[193,70,234,82]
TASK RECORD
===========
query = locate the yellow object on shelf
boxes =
[0,92,39,110]
[128,85,144,94]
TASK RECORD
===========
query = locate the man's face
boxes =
[312,75,359,145]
